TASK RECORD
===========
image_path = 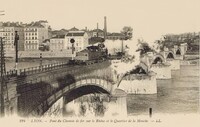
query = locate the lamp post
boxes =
[40,53,42,70]
[14,31,19,72]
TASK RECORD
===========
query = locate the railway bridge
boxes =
[3,61,118,117]
[1,44,187,117]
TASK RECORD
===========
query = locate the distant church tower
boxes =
[104,16,107,40]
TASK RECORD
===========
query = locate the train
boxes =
[69,44,108,65]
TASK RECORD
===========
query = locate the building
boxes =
[107,33,126,40]
[24,21,49,51]
[51,29,68,38]
[89,29,104,38]
[65,31,89,52]
[0,22,24,51]
[49,35,65,51]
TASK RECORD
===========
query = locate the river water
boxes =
[61,65,199,117]
[127,65,199,115]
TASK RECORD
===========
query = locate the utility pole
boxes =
[0,10,6,117]
[0,37,7,117]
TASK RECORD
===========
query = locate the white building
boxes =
[65,31,89,52]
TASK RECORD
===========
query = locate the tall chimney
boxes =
[97,23,99,37]
[104,16,107,40]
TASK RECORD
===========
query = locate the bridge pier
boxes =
[167,59,180,70]
[117,72,157,94]
[151,63,171,79]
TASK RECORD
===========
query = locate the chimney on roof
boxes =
[104,16,107,40]
[85,27,87,31]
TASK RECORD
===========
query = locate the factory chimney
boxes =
[97,23,99,37]
[104,16,107,40]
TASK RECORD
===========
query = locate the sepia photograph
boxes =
[0,0,199,127]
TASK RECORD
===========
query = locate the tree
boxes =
[121,26,133,40]
[136,39,154,56]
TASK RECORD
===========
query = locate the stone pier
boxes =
[118,72,157,94]
[167,59,180,70]
[151,63,171,79]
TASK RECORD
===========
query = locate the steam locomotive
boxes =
[69,43,108,65]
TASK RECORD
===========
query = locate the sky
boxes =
[1,0,200,43]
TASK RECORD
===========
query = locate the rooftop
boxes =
[1,22,23,27]
[107,33,125,36]
[66,32,85,36]
[51,35,65,39]
[91,29,104,33]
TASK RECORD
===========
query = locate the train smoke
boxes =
[104,39,140,75]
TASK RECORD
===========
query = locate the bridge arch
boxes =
[166,51,175,59]
[176,48,181,55]
[28,78,113,116]
[151,54,165,65]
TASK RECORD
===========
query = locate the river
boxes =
[61,65,199,117]
[127,65,199,115]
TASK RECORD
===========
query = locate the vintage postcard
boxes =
[0,0,199,127]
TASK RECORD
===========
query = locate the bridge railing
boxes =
[6,61,69,78]
[16,63,114,86]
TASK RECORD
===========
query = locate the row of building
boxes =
[0,21,49,51]
[0,20,126,52]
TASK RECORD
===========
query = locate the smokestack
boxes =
[97,23,99,37]
[104,16,107,40]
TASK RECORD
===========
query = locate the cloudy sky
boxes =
[1,0,200,42]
